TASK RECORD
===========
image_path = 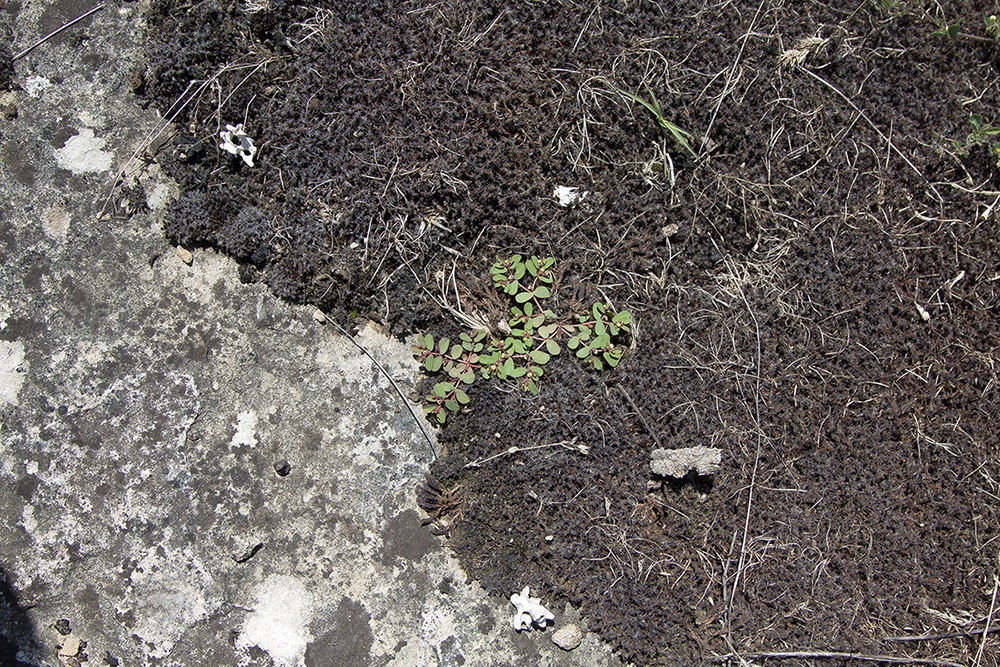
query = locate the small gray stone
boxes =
[650,446,722,478]
[551,624,583,651]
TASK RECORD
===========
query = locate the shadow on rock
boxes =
[0,566,42,667]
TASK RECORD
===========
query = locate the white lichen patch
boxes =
[24,75,52,98]
[0,340,26,406]
[54,128,115,174]
[231,410,258,448]
[124,545,217,659]
[238,574,314,667]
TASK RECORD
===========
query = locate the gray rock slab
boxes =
[0,2,625,666]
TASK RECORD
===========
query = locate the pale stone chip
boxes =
[552,623,584,651]
[650,446,722,478]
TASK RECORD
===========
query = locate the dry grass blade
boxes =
[710,650,966,667]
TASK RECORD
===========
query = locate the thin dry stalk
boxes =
[13,3,105,61]
[793,65,943,204]
[973,574,998,667]
[719,255,765,643]
[710,650,966,667]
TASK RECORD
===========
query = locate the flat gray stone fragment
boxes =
[650,446,722,478]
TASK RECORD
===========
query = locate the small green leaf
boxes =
[533,285,551,299]
[455,388,470,404]
[508,365,527,378]
[526,257,538,276]
[530,350,550,364]
[445,399,459,412]
[593,332,611,347]
[613,311,631,326]
[568,336,579,349]
[529,315,545,329]
[593,357,604,371]
[451,344,463,358]
[523,302,533,316]
[545,339,561,355]
[538,323,557,337]
[606,351,621,368]
[424,356,443,372]
[502,357,516,376]
[433,381,454,397]
[461,369,475,384]
[515,291,532,303]
[595,320,606,337]
[576,347,590,359]
[438,337,450,354]
[436,410,447,424]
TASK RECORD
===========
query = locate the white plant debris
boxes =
[778,36,830,69]
[650,446,722,478]
[509,586,554,631]
[219,123,258,167]
[553,186,588,208]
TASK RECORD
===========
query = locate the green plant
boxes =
[613,86,696,157]
[873,0,908,20]
[930,19,961,39]
[952,114,1000,168]
[414,255,632,423]
[986,14,1000,42]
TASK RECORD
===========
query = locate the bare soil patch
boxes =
[141,1,1000,664]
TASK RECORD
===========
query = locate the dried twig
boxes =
[722,254,764,635]
[709,651,966,667]
[701,0,766,150]
[13,3,105,61]
[464,439,587,469]
[887,626,1000,642]
[973,575,998,667]
[617,385,662,449]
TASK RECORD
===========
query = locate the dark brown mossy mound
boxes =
[143,1,1000,664]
